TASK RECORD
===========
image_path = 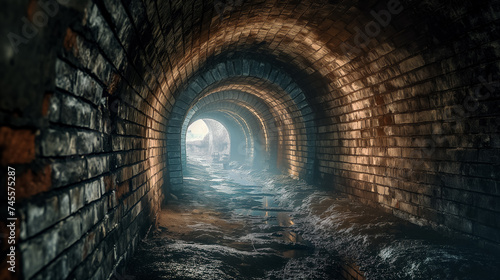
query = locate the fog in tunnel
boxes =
[186,119,231,159]
[0,0,500,279]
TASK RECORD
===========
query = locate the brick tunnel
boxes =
[1,0,499,279]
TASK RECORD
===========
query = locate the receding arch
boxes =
[187,101,271,168]
[165,57,318,191]
[185,118,231,160]
[183,91,278,163]
[191,112,252,163]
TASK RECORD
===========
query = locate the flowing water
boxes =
[126,157,500,279]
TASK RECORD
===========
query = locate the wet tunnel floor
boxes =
[126,157,500,280]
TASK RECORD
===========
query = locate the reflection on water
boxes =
[126,157,500,280]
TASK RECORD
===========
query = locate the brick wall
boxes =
[156,0,499,247]
[1,1,166,279]
[1,0,499,279]
[159,0,499,247]
[309,0,500,246]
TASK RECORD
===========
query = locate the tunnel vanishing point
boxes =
[0,0,499,279]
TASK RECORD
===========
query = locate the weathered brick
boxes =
[52,159,88,188]
[87,156,109,179]
[69,185,85,214]
[40,129,75,157]
[60,94,95,129]
[26,194,70,238]
[21,215,81,279]
[16,165,52,199]
[0,127,35,165]
[84,178,103,205]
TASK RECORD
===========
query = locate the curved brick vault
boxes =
[183,91,279,168]
[167,58,318,191]
[190,109,258,163]
[1,0,499,279]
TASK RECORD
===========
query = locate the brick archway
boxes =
[165,58,318,191]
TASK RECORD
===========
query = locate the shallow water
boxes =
[126,157,500,279]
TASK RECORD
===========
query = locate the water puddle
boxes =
[210,183,237,194]
[125,156,500,280]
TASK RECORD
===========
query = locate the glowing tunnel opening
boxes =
[186,119,231,163]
